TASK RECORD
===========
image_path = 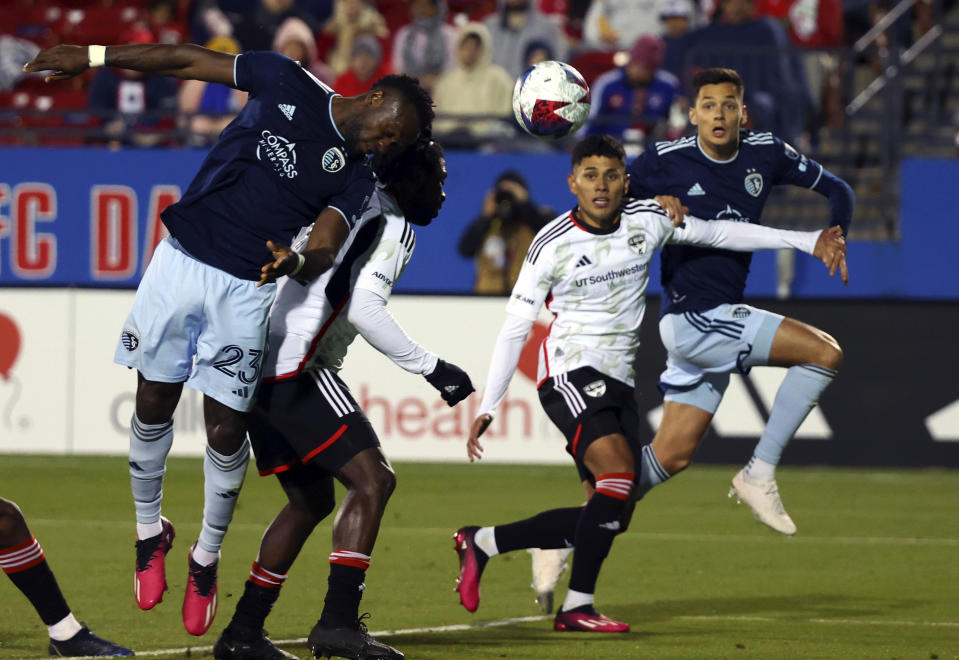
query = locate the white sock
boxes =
[562,589,594,612]
[474,527,499,557]
[192,544,220,567]
[137,520,163,540]
[744,456,776,482]
[48,613,83,641]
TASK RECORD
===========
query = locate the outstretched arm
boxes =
[259,207,351,286]
[348,288,474,406]
[671,217,848,283]
[467,313,534,462]
[24,44,237,86]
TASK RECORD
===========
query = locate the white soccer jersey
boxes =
[262,187,417,380]
[502,199,820,389]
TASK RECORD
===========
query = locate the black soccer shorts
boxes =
[538,366,643,485]
[248,368,380,478]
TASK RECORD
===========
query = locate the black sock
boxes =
[318,564,366,628]
[494,507,582,553]
[227,581,281,642]
[6,560,71,626]
[568,492,626,594]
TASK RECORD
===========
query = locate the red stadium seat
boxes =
[569,50,618,87]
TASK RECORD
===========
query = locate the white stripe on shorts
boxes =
[309,369,355,418]
[554,373,586,416]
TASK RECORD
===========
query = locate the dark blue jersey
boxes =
[162,51,374,280]
[627,131,846,316]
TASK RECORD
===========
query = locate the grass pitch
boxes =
[0,456,957,659]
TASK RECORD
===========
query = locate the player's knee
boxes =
[0,499,27,543]
[815,335,843,371]
[304,483,336,523]
[352,465,396,509]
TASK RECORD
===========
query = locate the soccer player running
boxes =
[454,134,846,632]
[625,67,854,534]
[23,44,432,635]
[0,497,133,656]
[213,140,473,660]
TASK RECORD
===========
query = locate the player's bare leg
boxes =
[131,374,181,610]
[732,318,842,535]
[0,498,134,656]
[215,477,332,660]
[308,447,403,660]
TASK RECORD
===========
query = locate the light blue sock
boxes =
[197,440,250,556]
[754,364,837,465]
[636,444,671,500]
[129,414,174,527]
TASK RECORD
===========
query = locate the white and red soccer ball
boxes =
[512,60,591,140]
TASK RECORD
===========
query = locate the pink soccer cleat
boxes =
[182,545,219,636]
[134,517,175,610]
[452,526,487,613]
[553,606,630,633]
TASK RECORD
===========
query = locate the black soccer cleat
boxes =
[307,615,403,660]
[48,627,134,657]
[212,627,298,660]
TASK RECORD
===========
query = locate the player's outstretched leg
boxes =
[215,474,334,660]
[529,547,573,614]
[733,317,842,535]
[454,507,581,613]
[0,498,134,657]
[307,448,402,660]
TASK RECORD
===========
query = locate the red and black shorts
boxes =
[538,366,643,485]
[249,368,379,478]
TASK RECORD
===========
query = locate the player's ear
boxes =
[740,104,748,127]
[567,172,576,195]
[367,88,385,106]
[623,171,630,196]
[688,104,698,127]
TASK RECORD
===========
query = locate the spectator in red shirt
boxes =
[334,34,391,97]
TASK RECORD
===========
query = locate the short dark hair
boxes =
[691,67,744,101]
[372,139,446,225]
[372,74,436,136]
[571,134,626,167]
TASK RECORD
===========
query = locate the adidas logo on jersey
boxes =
[687,182,706,196]
[575,255,593,268]
[231,386,250,398]
[278,103,296,121]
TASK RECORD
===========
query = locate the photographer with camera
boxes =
[457,170,552,295]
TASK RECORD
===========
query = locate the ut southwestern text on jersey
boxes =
[573,262,647,288]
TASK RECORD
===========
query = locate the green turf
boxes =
[1,456,957,659]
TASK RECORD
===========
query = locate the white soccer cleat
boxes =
[529,547,573,613]
[729,469,797,535]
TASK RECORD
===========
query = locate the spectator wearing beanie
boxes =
[584,35,679,140]
[333,34,391,96]
[391,0,458,92]
[273,16,334,84]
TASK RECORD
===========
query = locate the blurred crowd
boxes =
[0,0,944,149]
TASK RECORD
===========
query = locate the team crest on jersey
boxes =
[583,379,606,398]
[732,306,751,319]
[322,147,346,173]
[744,170,763,197]
[627,231,646,255]
[121,329,139,351]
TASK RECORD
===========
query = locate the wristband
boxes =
[88,45,107,68]
[289,251,306,277]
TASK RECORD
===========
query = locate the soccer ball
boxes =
[512,61,591,140]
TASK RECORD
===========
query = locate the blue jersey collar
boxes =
[696,134,739,164]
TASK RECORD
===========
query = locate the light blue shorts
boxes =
[658,303,784,413]
[113,237,277,412]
